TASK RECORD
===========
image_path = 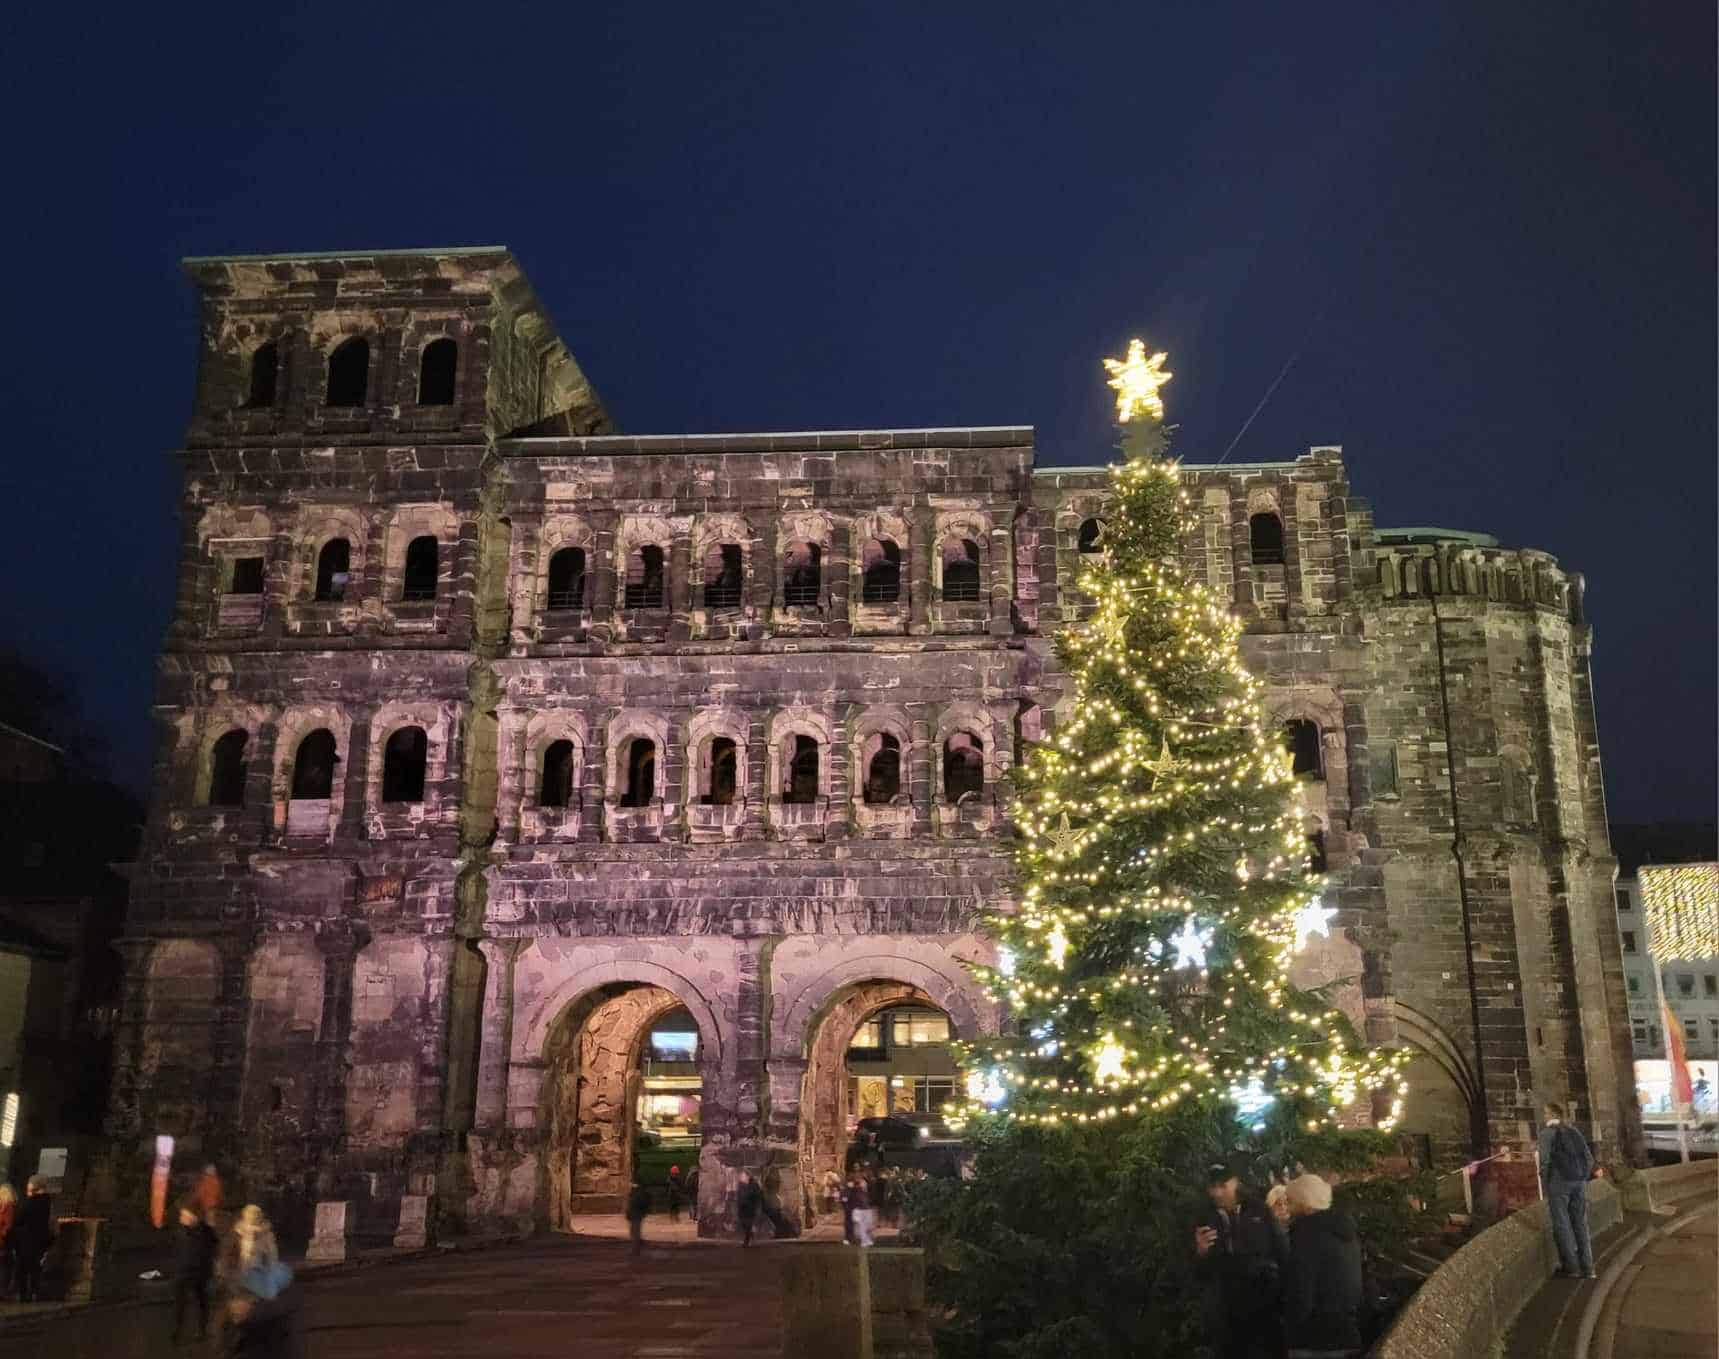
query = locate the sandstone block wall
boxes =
[110,247,1639,1242]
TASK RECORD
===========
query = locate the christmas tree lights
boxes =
[957,342,1409,1134]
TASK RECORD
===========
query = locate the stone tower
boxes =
[109,247,1639,1244]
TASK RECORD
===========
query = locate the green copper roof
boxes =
[1375,526,1500,547]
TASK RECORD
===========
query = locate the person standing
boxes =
[1538,1102,1596,1278]
[848,1174,876,1248]
[1193,1163,1288,1359]
[170,1200,218,1342]
[11,1176,53,1304]
[1280,1174,1363,1356]
[735,1170,763,1247]
[625,1178,650,1257]
[666,1165,684,1224]
[227,1206,301,1359]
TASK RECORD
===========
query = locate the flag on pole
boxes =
[1662,995,1695,1112]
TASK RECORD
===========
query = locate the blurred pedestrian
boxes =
[1538,1102,1596,1278]
[666,1165,685,1224]
[228,1206,301,1359]
[195,1165,224,1220]
[170,1199,218,1342]
[848,1174,876,1248]
[625,1177,650,1256]
[11,1176,53,1304]
[1281,1174,1362,1357]
[0,1183,15,1297]
[736,1170,763,1247]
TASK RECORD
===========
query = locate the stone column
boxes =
[201,929,258,1164]
[310,923,365,1178]
[337,707,374,840]
[473,937,524,1130]
[1229,488,1253,616]
[987,523,1013,637]
[826,532,851,639]
[908,511,934,633]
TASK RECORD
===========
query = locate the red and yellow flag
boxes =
[1663,997,1696,1110]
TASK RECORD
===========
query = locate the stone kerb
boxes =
[1373,1180,1621,1359]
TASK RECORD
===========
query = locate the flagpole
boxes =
[1651,959,1690,1164]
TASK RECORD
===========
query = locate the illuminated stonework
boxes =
[106,248,1640,1247]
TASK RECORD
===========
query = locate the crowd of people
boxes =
[1193,1162,1365,1359]
[167,1168,304,1356]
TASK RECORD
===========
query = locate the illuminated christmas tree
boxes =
[960,340,1408,1135]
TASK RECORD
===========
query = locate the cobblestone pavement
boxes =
[4,1233,802,1359]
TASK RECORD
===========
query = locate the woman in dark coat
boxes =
[1281,1174,1363,1355]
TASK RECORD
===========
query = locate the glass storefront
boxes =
[845,1005,958,1130]
[1634,1058,1718,1120]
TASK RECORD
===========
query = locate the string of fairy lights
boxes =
[954,341,1410,1133]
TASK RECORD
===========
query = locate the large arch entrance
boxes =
[797,981,961,1225]
[541,983,706,1228]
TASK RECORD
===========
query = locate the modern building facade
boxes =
[1615,864,1719,1121]
[107,247,1641,1241]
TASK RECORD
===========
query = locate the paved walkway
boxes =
[1506,1183,1717,1359]
[0,1227,870,1359]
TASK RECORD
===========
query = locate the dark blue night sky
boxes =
[2,2,1711,819]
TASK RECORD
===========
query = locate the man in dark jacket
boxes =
[11,1176,53,1303]
[1193,1163,1289,1359]
[1538,1101,1596,1278]
[624,1178,650,1257]
[735,1170,763,1247]
[1281,1174,1363,1356]
[170,1200,219,1341]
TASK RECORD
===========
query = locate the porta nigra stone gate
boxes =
[106,247,1640,1242]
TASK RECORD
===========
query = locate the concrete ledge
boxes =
[1614,1157,1717,1214]
[1374,1182,1621,1359]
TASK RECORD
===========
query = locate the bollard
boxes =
[394,1194,431,1250]
[305,1200,354,1263]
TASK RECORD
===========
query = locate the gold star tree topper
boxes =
[1103,338,1173,423]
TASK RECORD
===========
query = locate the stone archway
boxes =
[1392,1000,1483,1172]
[541,984,697,1226]
[796,981,956,1226]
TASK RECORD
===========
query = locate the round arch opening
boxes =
[797,981,961,1225]
[541,984,707,1229]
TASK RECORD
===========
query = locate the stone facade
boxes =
[108,247,1641,1243]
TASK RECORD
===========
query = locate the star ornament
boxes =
[1170,916,1214,971]
[1103,338,1174,423]
[1291,899,1338,953]
[1093,1035,1128,1084]
[1044,813,1086,859]
[1145,736,1184,789]
[1046,923,1070,969]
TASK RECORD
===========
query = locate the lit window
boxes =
[890,1010,951,1047]
[849,1018,884,1051]
[0,1092,17,1147]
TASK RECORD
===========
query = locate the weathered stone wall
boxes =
[113,247,1640,1244]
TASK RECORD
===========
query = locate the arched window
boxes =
[1307,829,1329,873]
[783,542,822,607]
[621,737,656,807]
[546,547,586,611]
[246,342,279,409]
[864,733,901,805]
[704,544,743,608]
[314,537,351,602]
[417,338,458,405]
[860,538,901,604]
[1283,719,1323,779]
[1249,512,1285,566]
[704,737,738,806]
[325,337,369,407]
[1077,518,1103,554]
[402,535,439,601]
[783,734,819,804]
[290,729,338,800]
[943,732,984,802]
[941,538,981,602]
[208,730,248,807]
[539,739,575,808]
[382,726,428,803]
[625,545,666,609]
